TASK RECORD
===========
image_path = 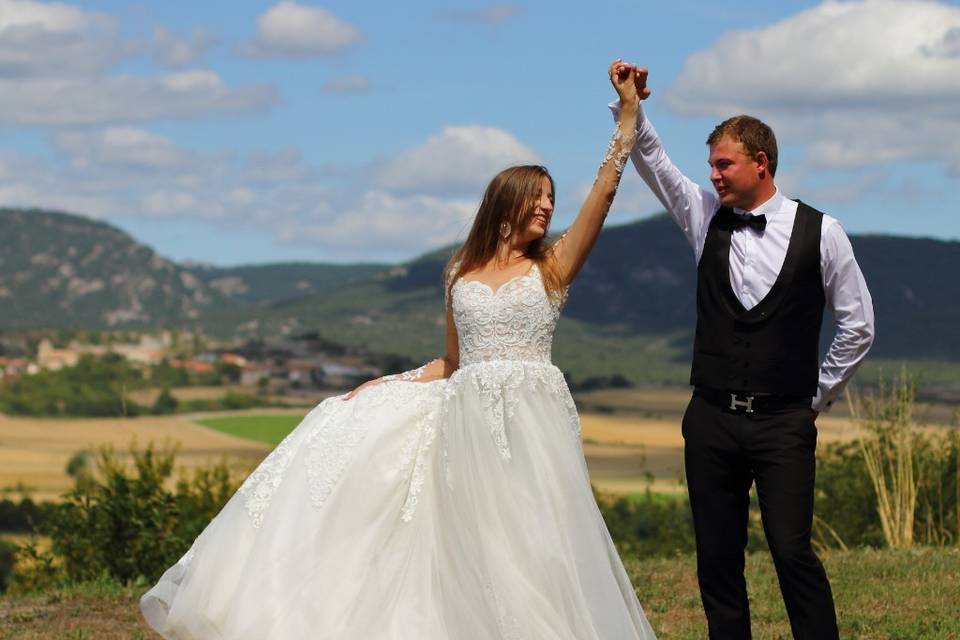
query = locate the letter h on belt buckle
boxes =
[729,393,755,413]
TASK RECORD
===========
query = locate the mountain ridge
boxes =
[2,207,958,365]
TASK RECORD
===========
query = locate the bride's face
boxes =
[516,176,554,245]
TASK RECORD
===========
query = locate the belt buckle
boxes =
[729,393,755,413]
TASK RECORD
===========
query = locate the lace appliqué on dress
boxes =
[382,358,439,383]
[238,403,330,528]
[391,382,444,523]
[452,361,576,462]
[452,264,564,367]
[483,581,523,640]
[447,261,578,464]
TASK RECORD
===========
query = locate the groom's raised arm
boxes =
[609,71,719,263]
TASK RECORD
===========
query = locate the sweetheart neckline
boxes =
[455,263,540,297]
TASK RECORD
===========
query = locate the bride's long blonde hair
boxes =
[445,165,565,302]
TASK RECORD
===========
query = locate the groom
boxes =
[611,67,875,639]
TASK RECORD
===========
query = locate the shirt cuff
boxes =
[812,386,834,413]
[608,99,646,124]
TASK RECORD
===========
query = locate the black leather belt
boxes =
[693,387,811,414]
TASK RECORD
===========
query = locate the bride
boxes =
[141,61,657,639]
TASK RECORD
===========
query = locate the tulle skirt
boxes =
[141,360,656,639]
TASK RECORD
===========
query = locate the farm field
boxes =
[1,387,886,501]
[0,413,274,502]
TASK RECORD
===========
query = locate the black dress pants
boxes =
[682,392,839,640]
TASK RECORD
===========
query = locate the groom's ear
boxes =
[755,150,770,177]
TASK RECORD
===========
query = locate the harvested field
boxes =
[0,387,925,501]
[0,413,274,502]
[578,408,860,494]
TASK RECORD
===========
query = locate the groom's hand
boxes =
[634,66,651,100]
[619,63,651,100]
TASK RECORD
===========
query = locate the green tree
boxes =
[152,387,179,415]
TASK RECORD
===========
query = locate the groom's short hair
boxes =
[707,115,779,177]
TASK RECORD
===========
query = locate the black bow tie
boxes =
[729,212,767,232]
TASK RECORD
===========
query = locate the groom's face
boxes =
[708,136,763,210]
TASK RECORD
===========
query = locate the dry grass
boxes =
[0,414,272,502]
[578,399,863,495]
[0,585,152,640]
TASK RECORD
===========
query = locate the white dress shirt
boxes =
[612,103,875,412]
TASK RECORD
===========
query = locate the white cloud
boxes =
[378,125,541,194]
[0,0,125,76]
[245,1,360,58]
[664,0,960,175]
[0,121,526,260]
[0,2,277,125]
[55,127,193,170]
[153,26,215,67]
[322,74,370,94]
[0,70,276,125]
[0,0,109,33]
[288,191,476,256]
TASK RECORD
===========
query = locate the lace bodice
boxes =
[451,264,565,367]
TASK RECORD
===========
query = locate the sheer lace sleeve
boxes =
[381,358,442,382]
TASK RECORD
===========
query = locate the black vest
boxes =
[690,201,825,396]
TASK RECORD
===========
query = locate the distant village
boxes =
[0,330,385,393]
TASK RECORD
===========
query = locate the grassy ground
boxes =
[195,414,302,446]
[1,548,956,639]
[628,547,960,639]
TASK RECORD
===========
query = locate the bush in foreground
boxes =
[8,444,240,592]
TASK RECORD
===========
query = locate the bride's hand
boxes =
[610,60,652,103]
[609,59,639,106]
[342,377,385,401]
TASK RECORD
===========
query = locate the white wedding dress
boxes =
[141,263,657,639]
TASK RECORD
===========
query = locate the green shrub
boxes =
[151,387,179,415]
[599,491,697,557]
[0,353,143,417]
[17,444,241,589]
[814,378,959,549]
[0,538,15,593]
[221,391,259,410]
[0,497,50,533]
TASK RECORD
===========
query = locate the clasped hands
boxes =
[608,59,651,104]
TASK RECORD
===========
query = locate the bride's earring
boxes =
[500,221,511,239]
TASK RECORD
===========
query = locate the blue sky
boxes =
[1,0,958,265]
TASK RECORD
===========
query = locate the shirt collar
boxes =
[734,187,786,218]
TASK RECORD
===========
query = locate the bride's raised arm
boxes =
[552,61,644,285]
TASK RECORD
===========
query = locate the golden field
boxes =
[0,387,880,501]
[0,412,277,502]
